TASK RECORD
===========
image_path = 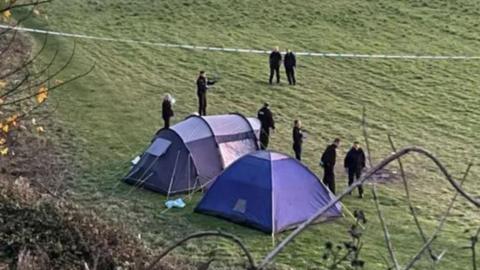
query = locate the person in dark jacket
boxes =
[196,70,216,116]
[344,141,366,198]
[162,94,175,128]
[269,47,282,84]
[284,49,296,85]
[292,119,303,160]
[320,138,341,194]
[257,103,275,150]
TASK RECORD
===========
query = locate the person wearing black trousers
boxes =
[320,138,341,194]
[284,49,296,85]
[269,47,282,84]
[161,94,174,128]
[257,103,275,150]
[292,120,303,160]
[344,141,366,198]
[196,71,216,116]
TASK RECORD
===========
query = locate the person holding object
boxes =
[196,70,216,116]
[284,49,296,85]
[257,103,275,150]
[292,120,304,160]
[320,138,340,194]
[162,94,175,129]
[344,141,366,198]
[269,46,282,84]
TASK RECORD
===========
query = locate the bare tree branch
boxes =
[388,135,438,265]
[145,231,256,270]
[258,146,480,269]
[403,235,439,270]
[372,184,400,269]
[0,33,49,80]
[0,62,95,106]
[0,0,52,13]
[362,106,373,167]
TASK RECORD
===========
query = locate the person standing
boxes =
[284,49,296,85]
[257,103,275,150]
[292,120,303,160]
[269,47,282,84]
[162,94,175,129]
[196,70,216,116]
[320,138,340,194]
[344,141,366,198]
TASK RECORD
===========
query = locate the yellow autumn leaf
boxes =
[6,115,17,127]
[0,138,5,145]
[0,147,8,156]
[1,124,8,133]
[2,10,11,21]
[36,126,45,133]
[6,114,17,123]
[0,80,6,89]
[36,85,48,104]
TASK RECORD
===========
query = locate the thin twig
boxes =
[145,231,256,270]
[362,106,373,167]
[0,0,52,13]
[472,227,480,270]
[258,146,480,269]
[388,135,438,265]
[372,184,400,269]
[403,235,438,270]
[0,33,49,80]
[0,62,95,106]
[435,163,473,235]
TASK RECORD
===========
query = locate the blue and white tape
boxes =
[1,24,479,60]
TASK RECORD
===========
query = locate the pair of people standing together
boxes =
[269,47,296,85]
[321,139,366,198]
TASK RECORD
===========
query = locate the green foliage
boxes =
[0,180,152,269]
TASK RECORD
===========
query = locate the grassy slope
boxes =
[19,0,480,268]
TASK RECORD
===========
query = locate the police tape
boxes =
[2,24,480,60]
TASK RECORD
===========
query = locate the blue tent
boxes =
[195,151,342,233]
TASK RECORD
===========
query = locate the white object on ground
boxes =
[165,198,186,209]
[131,155,141,165]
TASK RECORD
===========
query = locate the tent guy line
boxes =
[2,24,480,60]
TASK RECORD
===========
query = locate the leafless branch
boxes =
[388,135,438,265]
[0,29,17,56]
[372,184,400,269]
[362,106,373,167]
[0,62,95,106]
[0,0,52,13]
[145,231,256,270]
[0,2,43,37]
[403,235,439,270]
[258,146,480,269]
[0,33,49,80]
[3,42,77,101]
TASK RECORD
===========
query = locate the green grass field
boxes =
[15,0,480,268]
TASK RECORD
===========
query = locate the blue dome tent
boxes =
[195,151,342,233]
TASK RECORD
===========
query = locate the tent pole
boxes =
[187,154,191,196]
[167,151,181,200]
